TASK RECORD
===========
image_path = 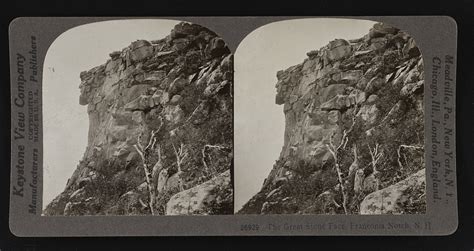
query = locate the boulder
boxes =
[129,40,154,62]
[306,50,319,58]
[326,39,352,61]
[366,94,379,103]
[166,170,232,215]
[163,105,184,125]
[357,104,379,124]
[360,169,426,214]
[109,51,121,59]
[170,94,183,105]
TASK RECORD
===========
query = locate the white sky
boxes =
[42,19,180,208]
[234,18,376,212]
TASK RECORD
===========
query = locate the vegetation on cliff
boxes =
[44,22,234,216]
[239,23,425,215]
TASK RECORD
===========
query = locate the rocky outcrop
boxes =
[239,22,425,215]
[360,168,426,214]
[166,170,232,215]
[44,22,233,216]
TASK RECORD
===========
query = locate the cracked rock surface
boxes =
[239,23,425,215]
[44,22,234,216]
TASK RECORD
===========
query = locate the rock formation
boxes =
[239,23,425,215]
[44,22,234,215]
[360,168,425,214]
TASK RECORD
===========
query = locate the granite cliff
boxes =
[239,23,425,214]
[44,22,233,215]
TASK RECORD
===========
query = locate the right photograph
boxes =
[235,19,425,215]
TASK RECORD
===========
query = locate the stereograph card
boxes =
[9,16,457,236]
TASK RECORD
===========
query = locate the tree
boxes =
[367,143,384,190]
[151,144,163,194]
[325,106,359,214]
[172,142,189,191]
[133,119,163,215]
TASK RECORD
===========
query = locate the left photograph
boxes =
[42,20,234,216]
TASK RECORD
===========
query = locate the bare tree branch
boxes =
[184,103,204,124]
[368,143,384,190]
[138,198,148,209]
[325,143,349,214]
[132,118,163,215]
[133,143,156,215]
[324,105,360,214]
[172,142,188,191]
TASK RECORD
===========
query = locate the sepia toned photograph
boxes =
[8,15,459,237]
[42,20,234,216]
[235,19,425,215]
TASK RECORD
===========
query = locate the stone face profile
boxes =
[43,20,426,217]
[44,21,234,216]
[238,22,425,215]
